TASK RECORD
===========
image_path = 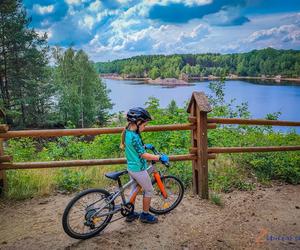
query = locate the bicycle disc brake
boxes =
[121,203,134,217]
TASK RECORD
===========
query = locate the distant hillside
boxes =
[94,48,300,79]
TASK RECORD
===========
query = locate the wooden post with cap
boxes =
[0,108,8,196]
[187,92,212,199]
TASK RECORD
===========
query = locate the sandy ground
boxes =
[0,184,300,250]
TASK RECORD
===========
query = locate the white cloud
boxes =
[79,15,95,30]
[246,24,300,43]
[65,0,82,5]
[146,0,212,7]
[244,13,300,45]
[178,23,210,43]
[217,12,300,53]
[202,7,248,26]
[33,4,54,15]
[88,0,102,12]
[183,0,212,6]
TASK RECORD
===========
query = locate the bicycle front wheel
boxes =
[150,175,184,215]
[62,188,114,239]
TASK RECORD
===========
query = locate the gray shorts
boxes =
[128,170,154,198]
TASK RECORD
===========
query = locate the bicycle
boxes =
[62,147,184,239]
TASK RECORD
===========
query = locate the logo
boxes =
[255,228,268,244]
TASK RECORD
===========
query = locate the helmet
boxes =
[126,107,152,123]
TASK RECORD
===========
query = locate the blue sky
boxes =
[24,0,300,61]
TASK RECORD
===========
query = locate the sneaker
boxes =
[125,211,140,222]
[139,212,158,224]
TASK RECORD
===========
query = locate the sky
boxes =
[23,0,300,62]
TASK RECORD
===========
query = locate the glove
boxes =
[159,154,169,164]
[144,144,154,150]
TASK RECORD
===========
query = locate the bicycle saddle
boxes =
[105,170,128,180]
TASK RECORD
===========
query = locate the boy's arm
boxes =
[140,152,160,161]
[132,135,160,161]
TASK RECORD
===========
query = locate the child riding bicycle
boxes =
[120,107,169,224]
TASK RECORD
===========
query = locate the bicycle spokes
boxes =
[67,192,112,235]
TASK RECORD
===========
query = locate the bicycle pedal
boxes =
[163,202,170,209]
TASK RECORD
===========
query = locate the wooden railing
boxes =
[0,92,300,198]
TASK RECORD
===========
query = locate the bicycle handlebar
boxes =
[149,146,170,168]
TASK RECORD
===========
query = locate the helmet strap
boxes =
[135,121,140,134]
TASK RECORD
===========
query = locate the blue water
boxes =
[103,79,300,133]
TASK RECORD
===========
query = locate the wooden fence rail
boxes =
[0,91,299,199]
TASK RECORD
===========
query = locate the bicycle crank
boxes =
[121,203,134,217]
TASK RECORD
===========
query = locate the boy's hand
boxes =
[159,154,169,164]
[144,144,154,150]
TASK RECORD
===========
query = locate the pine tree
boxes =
[0,0,50,128]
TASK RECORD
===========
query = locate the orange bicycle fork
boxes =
[153,172,168,199]
[129,171,168,203]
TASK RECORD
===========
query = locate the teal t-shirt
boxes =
[125,129,148,172]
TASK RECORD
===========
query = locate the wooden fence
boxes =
[0,92,300,198]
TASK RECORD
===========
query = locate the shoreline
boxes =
[100,74,300,84]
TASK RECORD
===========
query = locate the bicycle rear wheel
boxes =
[149,175,184,215]
[62,188,114,239]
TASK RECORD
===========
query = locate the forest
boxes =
[95,49,300,79]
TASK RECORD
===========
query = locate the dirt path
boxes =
[1,184,300,250]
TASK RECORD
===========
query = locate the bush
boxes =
[56,168,92,192]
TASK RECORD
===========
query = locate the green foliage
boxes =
[6,170,39,199]
[6,138,36,162]
[53,47,113,127]
[95,48,300,78]
[210,192,223,207]
[168,162,192,188]
[209,163,254,193]
[0,0,51,128]
[149,67,160,79]
[56,168,92,192]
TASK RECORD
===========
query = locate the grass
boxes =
[5,165,124,200]
[210,192,223,207]
[208,155,255,193]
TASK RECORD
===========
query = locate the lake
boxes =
[103,79,300,133]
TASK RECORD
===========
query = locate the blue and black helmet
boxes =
[127,107,152,123]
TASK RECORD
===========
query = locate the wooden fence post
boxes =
[0,108,8,196]
[0,138,7,195]
[187,92,212,199]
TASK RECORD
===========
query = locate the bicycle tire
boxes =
[62,188,114,239]
[149,175,184,215]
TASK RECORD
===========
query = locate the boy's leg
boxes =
[128,175,138,204]
[143,197,151,212]
[128,170,157,223]
[125,174,140,222]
